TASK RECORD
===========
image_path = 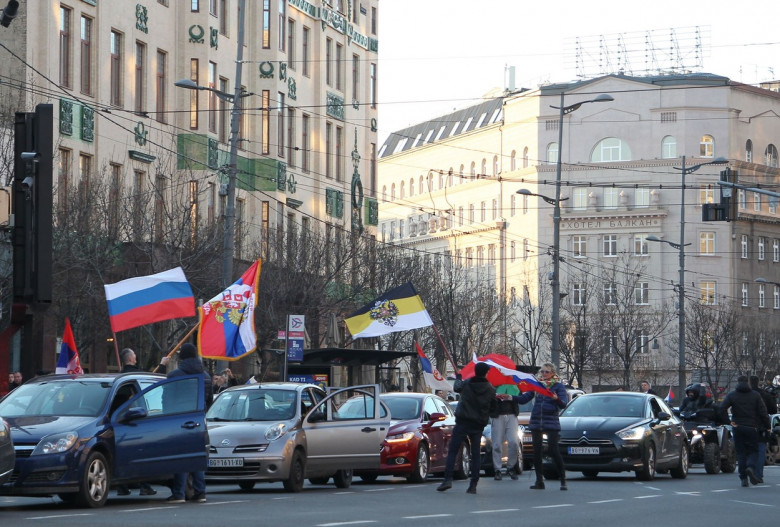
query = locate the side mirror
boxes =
[428,412,446,424]
[120,406,148,422]
[657,411,671,421]
[308,410,325,423]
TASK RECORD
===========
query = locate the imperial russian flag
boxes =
[56,318,83,375]
[198,259,261,360]
[345,282,433,339]
[104,267,196,333]
[415,342,452,392]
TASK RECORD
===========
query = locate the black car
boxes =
[544,391,689,481]
[0,416,13,485]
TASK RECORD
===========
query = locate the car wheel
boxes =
[238,481,256,491]
[453,442,470,480]
[703,442,721,474]
[308,477,329,485]
[77,451,110,508]
[408,444,429,483]
[582,470,599,479]
[670,445,689,479]
[721,437,737,473]
[283,450,306,492]
[333,469,353,488]
[636,443,656,481]
[359,473,379,483]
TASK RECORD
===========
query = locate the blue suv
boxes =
[0,372,208,507]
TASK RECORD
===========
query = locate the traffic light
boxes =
[702,168,736,222]
[12,104,52,304]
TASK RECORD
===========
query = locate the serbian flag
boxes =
[665,386,674,403]
[345,282,433,339]
[104,267,195,333]
[198,260,261,360]
[56,318,83,375]
[415,342,451,392]
[473,354,555,397]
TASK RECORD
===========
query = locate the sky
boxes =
[376,0,780,145]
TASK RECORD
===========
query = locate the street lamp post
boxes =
[517,92,613,372]
[647,155,727,398]
[175,0,247,290]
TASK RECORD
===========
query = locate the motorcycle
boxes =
[678,407,737,474]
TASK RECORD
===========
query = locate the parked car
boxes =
[0,372,209,507]
[544,391,689,481]
[0,416,13,485]
[518,388,584,469]
[356,392,469,483]
[205,383,389,491]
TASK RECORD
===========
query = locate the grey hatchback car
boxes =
[206,383,389,491]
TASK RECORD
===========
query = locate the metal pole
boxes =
[222,0,246,289]
[551,92,565,371]
[678,156,687,397]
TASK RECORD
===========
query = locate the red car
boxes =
[356,392,469,483]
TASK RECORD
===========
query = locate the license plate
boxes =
[568,447,599,455]
[208,458,244,467]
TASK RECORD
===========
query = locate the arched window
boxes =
[661,136,677,159]
[591,138,632,162]
[767,144,779,168]
[459,164,464,185]
[447,168,454,187]
[382,185,387,202]
[438,171,444,189]
[409,178,414,197]
[480,158,487,178]
[470,162,476,180]
[418,175,424,195]
[510,150,517,171]
[492,155,499,176]
[700,135,715,158]
[427,171,434,191]
[746,139,753,163]
[399,181,405,199]
[523,147,529,168]
[391,183,396,201]
[546,143,559,164]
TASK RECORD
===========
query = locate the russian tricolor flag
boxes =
[198,260,261,360]
[56,318,83,375]
[104,267,196,333]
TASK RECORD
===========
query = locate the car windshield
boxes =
[207,388,297,421]
[382,396,421,420]
[0,380,111,417]
[561,395,645,418]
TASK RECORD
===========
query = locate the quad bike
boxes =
[679,408,736,474]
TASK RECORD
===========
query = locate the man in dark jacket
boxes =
[750,375,777,480]
[720,375,770,487]
[165,343,213,503]
[437,362,496,494]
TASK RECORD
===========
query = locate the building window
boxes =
[603,283,617,305]
[746,139,753,163]
[700,135,715,157]
[742,283,749,306]
[523,147,529,168]
[634,234,648,256]
[277,92,285,157]
[759,284,766,308]
[766,144,779,168]
[192,0,199,10]
[302,26,310,77]
[209,0,217,15]
[278,0,285,51]
[699,185,715,204]
[572,187,588,210]
[58,148,72,218]
[573,283,586,306]
[634,282,649,305]
[326,38,332,86]
[108,162,121,234]
[491,199,498,220]
[480,201,486,222]
[325,122,332,179]
[262,0,270,48]
[774,286,780,309]
[741,234,749,258]
[522,194,528,214]
[189,180,199,243]
[135,42,146,113]
[759,237,766,260]
[335,126,343,182]
[635,187,650,208]
[661,135,677,158]
[635,333,650,354]
[60,7,72,88]
[287,19,295,70]
[301,113,310,173]
[603,234,617,257]
[774,239,779,262]
[287,107,295,167]
[219,0,228,35]
[78,153,92,202]
[217,78,228,143]
[468,204,475,223]
[591,137,632,162]
[754,192,762,212]
[110,31,123,107]
[573,235,586,258]
[510,241,516,262]
[156,50,166,123]
[352,53,360,102]
[603,187,619,209]
[523,239,529,260]
[261,90,270,154]
[189,59,199,128]
[208,62,217,132]
[370,63,377,108]
[80,16,92,95]
[546,143,558,164]
[701,281,717,305]
[700,232,715,255]
[510,194,516,216]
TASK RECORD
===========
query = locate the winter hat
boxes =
[180,343,198,360]
[475,362,490,378]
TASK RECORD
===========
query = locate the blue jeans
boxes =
[732,425,760,481]
[172,471,206,499]
[757,440,767,479]
[443,421,483,484]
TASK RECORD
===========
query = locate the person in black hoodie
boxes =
[750,375,777,480]
[437,362,497,494]
[165,343,213,504]
[719,375,770,487]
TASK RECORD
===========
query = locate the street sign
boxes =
[286,315,305,362]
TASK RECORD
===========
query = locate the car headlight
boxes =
[264,423,287,441]
[616,426,646,441]
[0,418,9,440]
[385,432,414,443]
[32,431,78,455]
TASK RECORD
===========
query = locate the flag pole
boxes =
[153,324,199,373]
[432,325,459,374]
[111,331,121,372]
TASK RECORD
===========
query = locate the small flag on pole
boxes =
[415,342,451,392]
[56,318,83,375]
[665,386,674,403]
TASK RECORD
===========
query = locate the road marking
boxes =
[732,500,774,507]
[404,514,453,519]
[272,496,294,500]
[120,506,173,512]
[712,489,732,493]
[363,488,394,492]
[674,492,701,496]
[589,499,622,504]
[27,513,94,520]
[643,486,661,491]
[634,495,661,499]
[316,521,377,526]
[471,509,520,514]
[533,504,573,509]
[334,492,356,495]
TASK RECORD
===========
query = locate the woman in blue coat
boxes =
[500,362,568,490]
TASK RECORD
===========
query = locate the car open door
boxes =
[112,374,208,480]
[303,385,390,472]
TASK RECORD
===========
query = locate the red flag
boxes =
[56,318,83,375]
